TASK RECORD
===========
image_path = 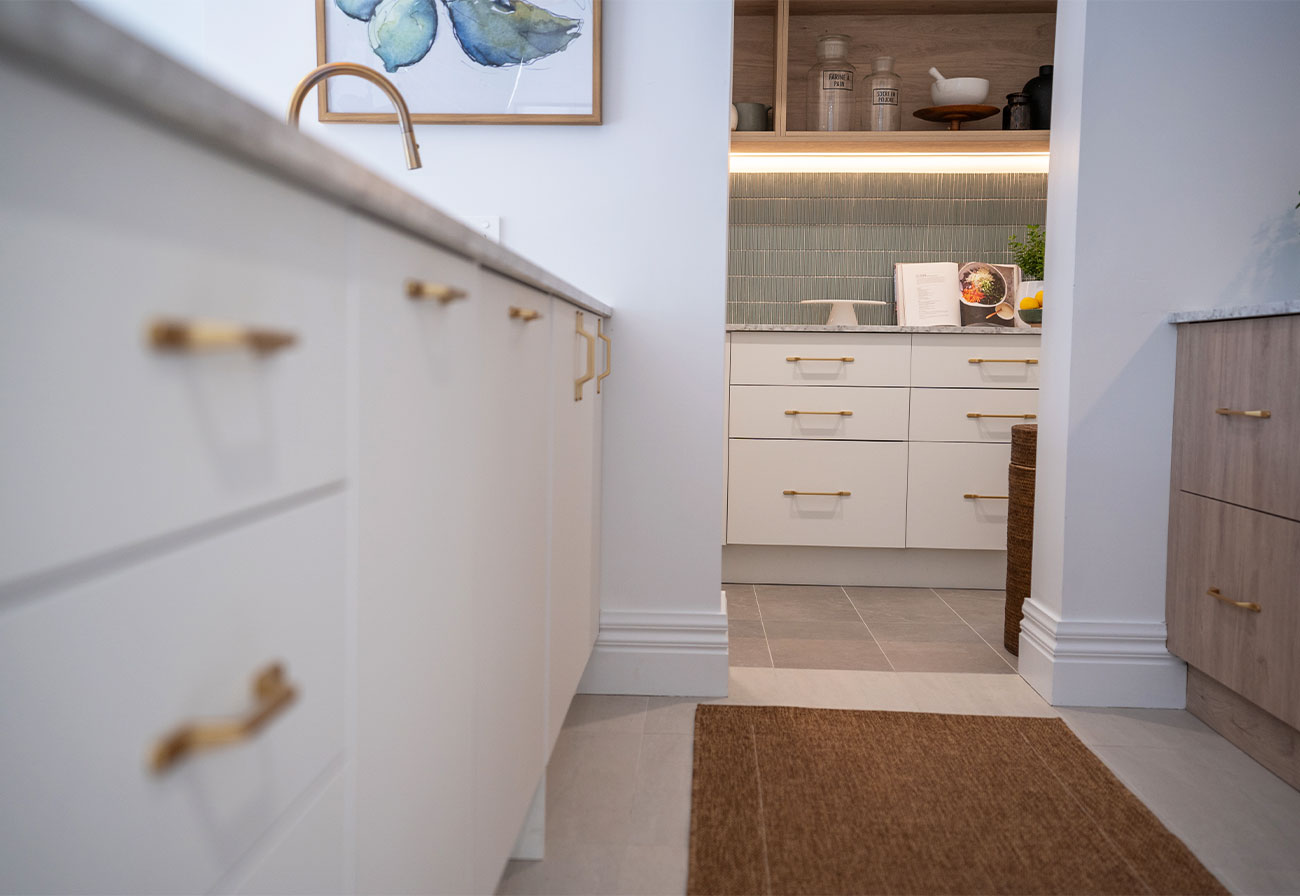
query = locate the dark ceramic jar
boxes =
[1004,93,1031,130]
[1022,65,1053,130]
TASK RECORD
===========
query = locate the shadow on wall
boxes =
[1227,205,1300,305]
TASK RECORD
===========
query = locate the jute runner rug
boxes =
[688,705,1226,895]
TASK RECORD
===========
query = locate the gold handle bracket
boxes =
[964,493,1010,500]
[967,413,1037,419]
[597,319,611,394]
[787,356,854,363]
[1207,587,1262,613]
[575,311,596,401]
[406,280,468,304]
[968,358,1038,365]
[784,490,851,497]
[1215,408,1271,419]
[508,306,542,322]
[150,663,298,773]
[785,410,853,416]
[149,319,296,354]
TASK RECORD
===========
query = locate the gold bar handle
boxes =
[785,410,853,416]
[1215,408,1271,419]
[787,356,854,362]
[150,663,298,773]
[149,318,296,354]
[597,319,611,394]
[784,490,851,497]
[508,306,542,322]
[968,358,1038,364]
[964,494,1010,500]
[575,311,596,401]
[1207,588,1262,613]
[967,413,1038,419]
[406,279,468,304]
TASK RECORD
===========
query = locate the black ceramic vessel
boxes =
[1022,65,1053,130]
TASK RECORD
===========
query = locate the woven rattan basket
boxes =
[1004,424,1038,655]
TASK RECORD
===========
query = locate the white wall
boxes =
[1022,0,1300,706]
[80,0,734,694]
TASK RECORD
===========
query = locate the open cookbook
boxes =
[894,262,1027,328]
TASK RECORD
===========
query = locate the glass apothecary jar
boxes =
[806,34,856,131]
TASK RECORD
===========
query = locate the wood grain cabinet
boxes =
[1166,313,1300,790]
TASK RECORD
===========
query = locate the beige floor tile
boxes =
[868,622,985,643]
[768,636,893,671]
[627,734,694,848]
[764,668,917,711]
[1213,862,1300,896]
[614,845,689,896]
[727,636,772,667]
[845,586,964,624]
[716,666,780,704]
[877,640,1016,674]
[544,731,642,846]
[1058,706,1240,753]
[754,584,861,623]
[727,618,766,639]
[762,619,871,640]
[562,694,649,735]
[900,672,1057,716]
[935,592,1007,626]
[723,584,759,621]
[969,620,1019,671]
[643,697,699,735]
[495,838,623,896]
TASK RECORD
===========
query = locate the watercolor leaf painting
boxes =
[336,0,583,73]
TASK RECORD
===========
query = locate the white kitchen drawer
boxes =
[231,767,346,896]
[911,334,1041,389]
[0,92,348,588]
[0,495,345,895]
[729,332,910,387]
[728,439,907,547]
[730,385,910,440]
[909,388,1039,443]
[906,442,1013,550]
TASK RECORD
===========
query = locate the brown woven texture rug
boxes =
[688,705,1226,896]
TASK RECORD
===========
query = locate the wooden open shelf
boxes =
[732,0,1055,154]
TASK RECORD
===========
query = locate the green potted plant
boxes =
[1008,225,1045,326]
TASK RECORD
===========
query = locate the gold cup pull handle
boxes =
[149,319,296,354]
[785,410,853,416]
[967,413,1037,419]
[784,490,851,497]
[150,663,298,773]
[968,358,1039,365]
[406,279,469,304]
[1207,587,1262,613]
[508,306,542,322]
[1215,408,1271,419]
[575,311,596,401]
[597,319,611,394]
[964,494,1010,500]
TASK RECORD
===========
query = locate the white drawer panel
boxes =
[906,442,1013,550]
[909,388,1039,443]
[728,440,907,547]
[730,332,910,387]
[0,495,345,895]
[730,385,910,440]
[0,86,348,588]
[911,334,1041,389]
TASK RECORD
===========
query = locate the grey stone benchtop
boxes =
[727,324,1043,335]
[1168,301,1300,324]
[0,2,611,318]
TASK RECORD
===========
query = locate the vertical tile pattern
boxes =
[727,172,1048,325]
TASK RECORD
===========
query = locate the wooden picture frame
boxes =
[315,0,601,125]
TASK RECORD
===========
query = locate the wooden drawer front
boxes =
[0,496,346,895]
[729,332,910,387]
[730,385,910,440]
[727,439,907,547]
[1172,316,1300,522]
[906,442,1013,550]
[909,388,1039,443]
[911,334,1041,389]
[1166,491,1300,729]
[0,103,348,589]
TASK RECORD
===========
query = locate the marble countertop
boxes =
[1168,301,1300,324]
[727,324,1042,335]
[0,2,611,318]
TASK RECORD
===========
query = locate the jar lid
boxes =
[816,34,851,57]
[872,56,894,71]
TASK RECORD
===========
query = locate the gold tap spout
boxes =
[287,62,421,170]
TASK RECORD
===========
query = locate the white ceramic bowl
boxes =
[930,77,990,106]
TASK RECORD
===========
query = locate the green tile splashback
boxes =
[728,172,1048,326]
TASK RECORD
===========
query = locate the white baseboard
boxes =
[1018,598,1186,708]
[722,544,1006,589]
[577,599,729,697]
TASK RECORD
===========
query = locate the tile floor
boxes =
[726,583,1019,674]
[497,669,1300,896]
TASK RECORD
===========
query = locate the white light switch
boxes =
[465,215,500,243]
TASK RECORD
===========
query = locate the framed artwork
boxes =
[315,0,601,124]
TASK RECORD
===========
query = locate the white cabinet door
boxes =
[911,334,1041,388]
[351,217,480,895]
[0,495,346,896]
[547,301,603,756]
[729,385,910,440]
[909,388,1039,442]
[231,767,347,896]
[472,272,551,893]
[730,332,911,386]
[906,442,1013,549]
